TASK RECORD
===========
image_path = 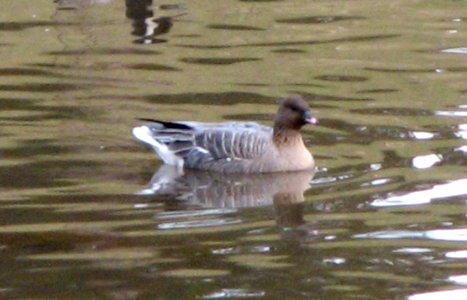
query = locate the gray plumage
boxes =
[132,95,318,173]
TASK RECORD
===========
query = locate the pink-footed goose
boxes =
[132,95,318,173]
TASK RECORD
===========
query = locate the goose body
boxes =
[132,96,317,173]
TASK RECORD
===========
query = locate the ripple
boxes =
[180,57,261,65]
[408,288,467,300]
[315,75,368,82]
[207,24,265,31]
[393,248,433,254]
[162,269,230,278]
[129,63,181,71]
[276,16,363,24]
[202,288,265,299]
[351,107,432,116]
[410,131,435,140]
[158,218,242,229]
[271,48,307,53]
[371,179,467,207]
[366,66,467,73]
[435,111,467,117]
[454,124,467,139]
[156,208,237,219]
[144,92,274,105]
[446,250,467,259]
[177,34,400,49]
[442,47,467,54]
[354,229,467,242]
[46,48,161,56]
[0,83,92,92]
[448,275,467,285]
[425,229,467,242]
[0,21,76,31]
[412,154,442,169]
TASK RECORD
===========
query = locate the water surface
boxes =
[0,0,466,299]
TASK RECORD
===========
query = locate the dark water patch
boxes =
[316,119,420,144]
[207,24,265,31]
[351,107,433,116]
[276,16,363,24]
[271,48,307,53]
[288,83,325,88]
[424,123,467,140]
[0,139,71,159]
[176,34,400,49]
[46,48,161,56]
[0,160,98,189]
[143,92,275,106]
[0,68,56,77]
[0,83,94,93]
[234,83,270,87]
[0,21,76,31]
[180,57,261,65]
[129,63,181,71]
[0,67,120,84]
[303,130,344,146]
[239,0,283,2]
[0,99,93,121]
[250,34,400,47]
[311,171,405,201]
[357,88,399,94]
[433,146,467,167]
[0,98,37,110]
[27,63,74,69]
[365,66,467,73]
[172,34,201,38]
[298,92,371,102]
[316,75,368,82]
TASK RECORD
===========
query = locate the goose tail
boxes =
[132,125,184,167]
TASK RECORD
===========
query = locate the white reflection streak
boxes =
[371,179,467,207]
[456,146,467,153]
[442,47,467,54]
[448,275,467,285]
[435,111,467,117]
[203,288,265,299]
[411,131,434,140]
[408,288,467,300]
[455,124,467,139]
[412,154,442,169]
[445,250,467,259]
[355,229,467,242]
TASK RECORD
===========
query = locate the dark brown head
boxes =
[274,95,318,132]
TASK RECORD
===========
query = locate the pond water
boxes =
[1,0,466,299]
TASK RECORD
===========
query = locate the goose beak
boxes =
[303,111,318,125]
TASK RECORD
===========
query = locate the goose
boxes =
[132,95,318,173]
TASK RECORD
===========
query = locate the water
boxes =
[1,0,466,299]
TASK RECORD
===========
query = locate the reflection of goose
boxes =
[133,96,318,173]
[124,0,185,44]
[139,165,314,208]
[55,0,111,9]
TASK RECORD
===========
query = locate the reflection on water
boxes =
[408,289,467,300]
[124,0,185,44]
[1,0,467,299]
[371,179,467,207]
[139,166,314,229]
[138,165,314,208]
